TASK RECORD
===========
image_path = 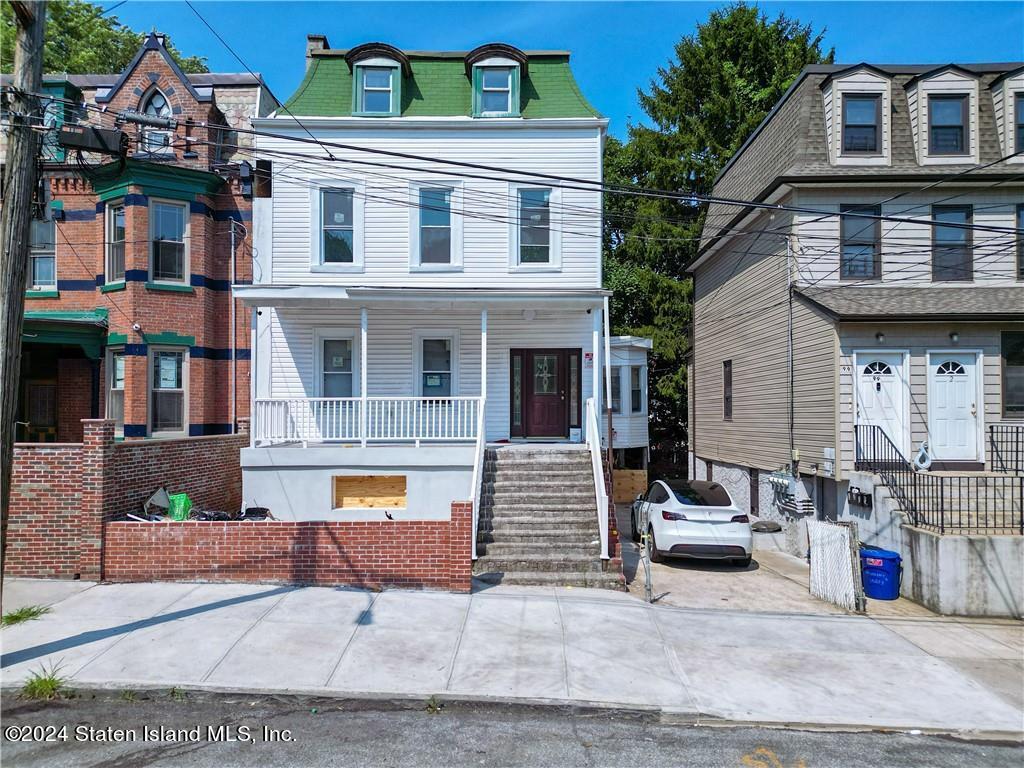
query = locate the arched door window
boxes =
[863,361,893,377]
[936,360,966,376]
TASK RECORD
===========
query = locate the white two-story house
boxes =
[235,39,618,587]
[688,62,1023,616]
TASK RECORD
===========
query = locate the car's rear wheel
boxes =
[647,526,663,563]
[630,512,640,542]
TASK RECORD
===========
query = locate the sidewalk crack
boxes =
[200,587,295,683]
[323,590,381,687]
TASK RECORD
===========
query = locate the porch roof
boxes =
[795,286,1024,321]
[232,284,610,309]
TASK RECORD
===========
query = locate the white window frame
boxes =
[479,66,513,116]
[148,197,189,285]
[313,329,360,397]
[413,329,460,397]
[105,200,126,284]
[357,65,396,114]
[148,345,189,438]
[508,183,562,271]
[630,365,646,414]
[28,213,56,291]
[610,365,623,414]
[408,180,463,271]
[310,181,365,273]
[106,346,126,436]
[915,76,980,166]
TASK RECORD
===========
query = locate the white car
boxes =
[631,479,753,567]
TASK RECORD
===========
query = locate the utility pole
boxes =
[1,0,46,610]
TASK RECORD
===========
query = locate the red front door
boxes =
[524,350,566,437]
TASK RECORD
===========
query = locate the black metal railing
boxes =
[989,424,1024,474]
[855,424,1023,535]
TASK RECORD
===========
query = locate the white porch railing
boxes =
[253,397,482,444]
[469,399,487,560]
[586,397,610,559]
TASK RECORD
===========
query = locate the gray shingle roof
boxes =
[700,62,1024,253]
[795,285,1024,320]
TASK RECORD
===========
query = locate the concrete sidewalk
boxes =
[2,579,1021,736]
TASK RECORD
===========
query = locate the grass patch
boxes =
[120,689,138,702]
[20,663,69,700]
[2,604,51,627]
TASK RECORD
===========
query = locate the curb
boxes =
[4,682,1020,743]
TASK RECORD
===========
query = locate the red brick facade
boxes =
[24,35,256,442]
[6,420,474,592]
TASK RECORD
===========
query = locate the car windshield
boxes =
[666,480,732,507]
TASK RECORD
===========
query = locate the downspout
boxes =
[787,235,796,476]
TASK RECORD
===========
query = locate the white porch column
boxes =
[480,308,488,438]
[360,307,368,447]
[591,305,601,439]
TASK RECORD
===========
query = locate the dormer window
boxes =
[358,66,396,114]
[480,68,513,114]
[141,90,173,154]
[842,94,881,153]
[1015,92,1024,152]
[928,94,968,155]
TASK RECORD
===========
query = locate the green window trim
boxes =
[25,289,59,299]
[143,331,196,346]
[352,64,402,117]
[107,332,128,345]
[100,281,126,293]
[472,65,521,118]
[145,281,194,293]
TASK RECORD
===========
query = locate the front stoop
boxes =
[473,446,623,589]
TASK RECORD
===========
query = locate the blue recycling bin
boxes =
[860,547,902,600]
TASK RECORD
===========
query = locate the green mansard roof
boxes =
[283,46,601,119]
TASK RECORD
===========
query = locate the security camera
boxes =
[132,323,142,332]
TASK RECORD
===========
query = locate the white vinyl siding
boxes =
[266,306,596,442]
[262,126,601,288]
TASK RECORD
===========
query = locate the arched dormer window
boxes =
[466,43,527,118]
[345,43,409,117]
[139,89,174,154]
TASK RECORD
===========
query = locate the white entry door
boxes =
[855,352,908,455]
[928,352,979,461]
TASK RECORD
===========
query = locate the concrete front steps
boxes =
[473,446,622,590]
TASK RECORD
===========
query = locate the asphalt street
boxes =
[1,691,1019,768]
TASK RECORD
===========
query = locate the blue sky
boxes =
[111,1,1023,137]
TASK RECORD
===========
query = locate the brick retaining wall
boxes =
[104,502,473,592]
[6,420,473,591]
[5,444,84,577]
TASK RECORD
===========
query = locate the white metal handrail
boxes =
[253,397,481,444]
[586,397,610,559]
[469,398,487,560]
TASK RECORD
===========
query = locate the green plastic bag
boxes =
[167,492,193,521]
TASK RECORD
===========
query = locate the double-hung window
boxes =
[610,366,622,413]
[321,189,355,264]
[150,347,187,436]
[107,348,125,434]
[420,338,454,397]
[928,94,969,155]
[840,204,881,279]
[516,188,553,265]
[842,94,881,154]
[418,187,453,265]
[106,202,126,283]
[358,66,396,115]
[1003,331,1024,418]
[28,215,56,291]
[321,338,354,397]
[477,67,514,115]
[932,205,973,281]
[1016,93,1024,152]
[1017,204,1024,281]
[150,200,187,283]
[630,366,643,413]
